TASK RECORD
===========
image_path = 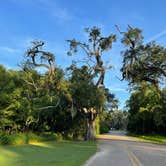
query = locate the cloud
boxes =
[11,0,74,22]
[19,37,36,48]
[53,8,73,21]
[0,37,36,56]
[108,86,127,92]
[2,63,14,69]
[35,1,73,21]
[31,0,74,22]
[0,46,20,53]
[145,29,166,43]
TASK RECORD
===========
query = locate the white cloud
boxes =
[33,0,73,22]
[0,46,20,53]
[19,37,36,48]
[11,0,74,22]
[53,8,73,21]
[0,37,36,56]
[2,64,13,69]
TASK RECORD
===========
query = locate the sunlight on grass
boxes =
[0,148,20,166]
[0,141,96,166]
[140,135,166,143]
[29,142,55,148]
[130,135,166,144]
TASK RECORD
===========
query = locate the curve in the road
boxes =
[84,131,166,166]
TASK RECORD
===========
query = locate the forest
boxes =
[0,25,166,145]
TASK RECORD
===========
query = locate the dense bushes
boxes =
[0,132,63,145]
[0,62,111,141]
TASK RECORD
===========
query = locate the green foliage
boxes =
[95,116,100,135]
[69,65,106,111]
[130,134,166,144]
[0,27,118,141]
[0,132,63,145]
[127,83,166,134]
[99,122,110,134]
[120,26,166,87]
[0,132,12,145]
[0,62,109,141]
[68,65,107,139]
[119,26,166,135]
[108,110,128,130]
[99,108,128,133]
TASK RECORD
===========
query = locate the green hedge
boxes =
[0,132,63,145]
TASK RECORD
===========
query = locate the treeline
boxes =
[0,64,111,140]
[119,26,166,135]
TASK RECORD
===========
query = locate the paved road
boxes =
[85,131,166,166]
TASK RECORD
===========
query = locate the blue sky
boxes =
[0,0,166,109]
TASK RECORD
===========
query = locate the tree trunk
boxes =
[85,118,96,140]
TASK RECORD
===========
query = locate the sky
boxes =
[0,0,166,109]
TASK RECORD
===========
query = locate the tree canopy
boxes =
[118,25,166,88]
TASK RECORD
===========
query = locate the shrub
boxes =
[0,132,64,145]
[40,132,63,141]
[100,122,110,134]
[11,133,28,145]
[0,133,12,145]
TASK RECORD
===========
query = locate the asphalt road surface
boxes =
[84,131,166,166]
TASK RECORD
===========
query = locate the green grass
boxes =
[129,134,166,144]
[0,141,96,166]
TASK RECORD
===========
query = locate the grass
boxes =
[0,140,96,166]
[129,134,166,144]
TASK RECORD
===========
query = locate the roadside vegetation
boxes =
[0,132,63,145]
[119,26,166,136]
[129,134,166,144]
